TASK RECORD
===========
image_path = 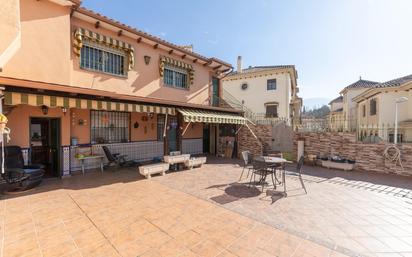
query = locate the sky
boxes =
[82,0,412,104]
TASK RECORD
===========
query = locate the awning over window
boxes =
[4,92,175,115]
[159,56,194,85]
[73,27,135,70]
[178,108,245,125]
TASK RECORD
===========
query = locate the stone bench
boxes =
[184,157,207,169]
[163,154,190,165]
[139,163,169,179]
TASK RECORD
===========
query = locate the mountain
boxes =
[303,97,331,110]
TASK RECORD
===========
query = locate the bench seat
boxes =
[139,163,169,179]
[184,157,207,169]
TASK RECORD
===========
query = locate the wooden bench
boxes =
[184,157,207,169]
[139,163,169,179]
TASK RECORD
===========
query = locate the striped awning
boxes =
[73,27,135,70]
[178,109,245,125]
[4,92,175,115]
[159,56,194,85]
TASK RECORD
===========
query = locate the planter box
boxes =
[321,160,354,171]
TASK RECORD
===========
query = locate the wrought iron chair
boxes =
[102,146,127,169]
[0,146,45,191]
[239,151,253,181]
[285,156,307,194]
[249,157,277,192]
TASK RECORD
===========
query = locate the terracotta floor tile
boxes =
[41,240,78,257]
[190,239,225,257]
[3,235,40,257]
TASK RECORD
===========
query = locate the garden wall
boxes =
[294,132,412,176]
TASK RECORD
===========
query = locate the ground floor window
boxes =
[91,110,130,144]
[265,103,278,118]
[157,115,165,141]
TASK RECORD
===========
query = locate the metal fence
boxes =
[298,116,412,143]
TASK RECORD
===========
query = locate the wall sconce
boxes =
[148,113,154,119]
[41,105,49,115]
[144,55,151,65]
[61,107,67,115]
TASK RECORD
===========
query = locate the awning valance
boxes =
[178,108,245,125]
[73,27,135,70]
[4,92,175,115]
[159,56,194,85]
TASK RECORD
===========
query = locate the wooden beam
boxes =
[117,30,122,37]
[94,21,100,29]
[181,54,186,59]
[168,49,173,55]
[192,59,198,63]
[137,37,142,43]
[203,60,212,67]
[153,44,159,49]
[213,65,222,70]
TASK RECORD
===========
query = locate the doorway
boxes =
[30,118,61,177]
[203,123,210,153]
[166,116,178,153]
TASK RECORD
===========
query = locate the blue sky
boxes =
[82,0,412,103]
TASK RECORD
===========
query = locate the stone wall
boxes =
[238,124,272,157]
[294,132,412,176]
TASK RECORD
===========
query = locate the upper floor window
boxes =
[163,65,189,89]
[265,103,278,118]
[80,41,126,77]
[267,79,277,90]
[362,105,366,117]
[370,98,377,116]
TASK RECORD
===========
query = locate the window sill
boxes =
[163,83,190,91]
[80,66,128,79]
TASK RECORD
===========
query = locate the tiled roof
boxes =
[329,96,343,105]
[373,74,412,88]
[228,65,295,76]
[344,79,379,90]
[75,7,232,68]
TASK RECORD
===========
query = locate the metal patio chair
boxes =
[239,151,253,181]
[285,156,307,194]
[102,146,127,169]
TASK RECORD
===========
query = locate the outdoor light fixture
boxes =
[394,96,409,144]
[148,113,154,119]
[144,55,151,65]
[61,107,67,115]
[41,105,49,115]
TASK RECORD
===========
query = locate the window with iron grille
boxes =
[163,65,189,89]
[90,110,130,144]
[267,79,277,90]
[80,40,126,76]
[157,114,165,141]
[265,104,278,118]
[370,98,377,116]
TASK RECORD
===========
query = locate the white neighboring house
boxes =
[353,74,412,143]
[221,56,301,125]
[339,78,379,131]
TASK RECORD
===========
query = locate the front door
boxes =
[167,116,178,153]
[30,118,61,177]
[203,123,210,153]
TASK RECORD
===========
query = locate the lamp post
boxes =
[394,97,408,144]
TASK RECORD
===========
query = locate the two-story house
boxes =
[328,96,344,131]
[0,0,244,177]
[339,78,379,131]
[353,74,412,143]
[221,56,301,126]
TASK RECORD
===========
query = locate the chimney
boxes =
[237,56,242,73]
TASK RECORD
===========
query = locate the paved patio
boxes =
[0,166,347,257]
[0,159,411,257]
[154,158,412,257]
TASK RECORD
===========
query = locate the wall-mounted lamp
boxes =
[148,113,154,119]
[61,107,67,115]
[41,105,49,115]
[144,55,151,65]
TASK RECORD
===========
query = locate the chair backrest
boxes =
[252,157,268,171]
[241,151,250,165]
[0,146,25,169]
[102,146,116,162]
[297,156,304,174]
